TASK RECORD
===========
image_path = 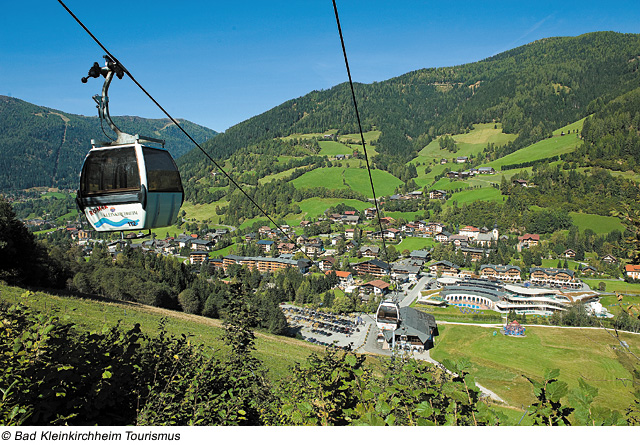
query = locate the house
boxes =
[360,279,390,296]
[277,242,296,254]
[318,256,337,271]
[579,264,597,275]
[364,208,377,219]
[379,217,395,226]
[360,246,380,257]
[370,228,401,241]
[448,234,470,247]
[429,260,460,276]
[513,179,528,187]
[429,190,447,200]
[456,156,468,163]
[477,167,495,174]
[343,215,360,225]
[190,238,215,251]
[410,250,431,262]
[434,231,450,243]
[426,222,445,234]
[327,270,354,286]
[602,254,617,264]
[353,259,391,278]
[518,233,540,249]
[459,247,486,262]
[391,263,421,282]
[344,229,355,239]
[563,249,576,259]
[625,264,640,280]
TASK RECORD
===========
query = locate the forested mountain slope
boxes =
[180,31,640,176]
[0,95,217,191]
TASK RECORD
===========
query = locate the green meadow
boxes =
[446,186,504,205]
[485,133,582,170]
[291,166,403,197]
[318,141,355,156]
[396,236,436,252]
[430,323,639,413]
[569,212,625,234]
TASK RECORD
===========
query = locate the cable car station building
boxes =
[379,306,439,353]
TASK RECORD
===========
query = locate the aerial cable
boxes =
[331,0,390,265]
[57,0,314,263]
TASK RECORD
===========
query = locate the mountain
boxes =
[181,31,640,170]
[0,95,217,191]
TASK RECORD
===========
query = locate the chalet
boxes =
[244,232,257,242]
[344,210,356,216]
[318,256,337,271]
[190,238,215,251]
[429,260,460,277]
[302,239,323,255]
[563,249,576,259]
[435,231,450,243]
[518,234,540,249]
[513,179,528,187]
[326,270,354,286]
[602,254,617,264]
[480,264,521,282]
[426,222,445,234]
[448,234,469,247]
[459,247,486,262]
[364,208,377,219]
[440,158,448,165]
[529,267,580,288]
[300,220,311,227]
[370,228,401,241]
[277,242,296,254]
[343,215,360,225]
[625,264,640,280]
[360,280,390,296]
[258,226,272,236]
[429,190,447,200]
[360,246,380,257]
[353,259,391,278]
[579,264,597,275]
[391,263,421,282]
[410,250,431,261]
[456,156,468,163]
[408,190,423,199]
[477,167,495,174]
[379,217,395,225]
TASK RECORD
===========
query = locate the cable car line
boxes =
[58,0,314,263]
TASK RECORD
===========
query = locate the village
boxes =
[32,192,630,327]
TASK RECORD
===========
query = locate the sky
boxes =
[3,1,640,132]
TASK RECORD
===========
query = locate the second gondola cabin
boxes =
[77,136,183,232]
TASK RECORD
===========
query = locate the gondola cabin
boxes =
[375,299,400,331]
[77,137,183,232]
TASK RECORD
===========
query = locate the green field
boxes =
[297,197,370,218]
[446,186,504,205]
[291,166,403,197]
[485,133,581,170]
[396,236,436,252]
[583,279,640,295]
[318,141,355,156]
[569,212,625,234]
[430,323,639,412]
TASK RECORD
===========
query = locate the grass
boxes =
[569,212,625,234]
[296,197,370,219]
[430,323,639,413]
[291,167,403,197]
[318,141,354,156]
[0,284,320,380]
[582,279,640,295]
[484,133,581,170]
[446,187,504,206]
[396,237,436,252]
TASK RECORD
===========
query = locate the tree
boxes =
[178,288,201,314]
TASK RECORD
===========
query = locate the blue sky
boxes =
[3,1,640,132]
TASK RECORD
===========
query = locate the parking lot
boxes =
[282,304,368,349]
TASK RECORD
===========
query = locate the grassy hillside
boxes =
[485,133,582,170]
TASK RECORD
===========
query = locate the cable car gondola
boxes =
[76,56,183,233]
